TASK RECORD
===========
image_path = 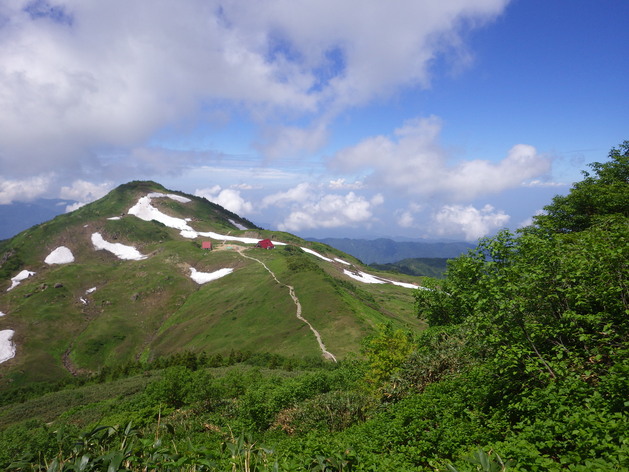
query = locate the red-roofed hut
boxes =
[202,241,213,250]
[256,239,274,249]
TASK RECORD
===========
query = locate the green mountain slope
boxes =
[0,181,424,387]
[369,257,448,278]
[309,237,474,264]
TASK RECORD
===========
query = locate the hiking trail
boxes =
[235,248,337,362]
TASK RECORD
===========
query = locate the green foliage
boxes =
[0,249,23,280]
[446,449,510,472]
[2,145,629,470]
[274,390,373,434]
[361,324,414,392]
[533,140,629,233]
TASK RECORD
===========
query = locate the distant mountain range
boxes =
[308,237,475,264]
[0,199,75,241]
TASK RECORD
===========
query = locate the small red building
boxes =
[256,239,274,249]
[202,241,213,250]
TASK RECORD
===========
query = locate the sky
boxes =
[0,0,627,241]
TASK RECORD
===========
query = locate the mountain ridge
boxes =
[308,237,475,264]
[0,181,424,388]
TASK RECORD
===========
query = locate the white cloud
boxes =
[59,180,112,202]
[330,117,551,200]
[0,1,509,177]
[279,193,376,231]
[265,184,384,232]
[65,202,86,212]
[433,204,510,241]
[0,175,52,204]
[518,209,545,228]
[261,182,314,207]
[60,180,113,212]
[522,179,566,187]
[328,178,364,190]
[195,186,254,215]
[393,202,424,229]
[396,210,415,228]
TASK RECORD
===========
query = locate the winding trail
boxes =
[236,248,337,362]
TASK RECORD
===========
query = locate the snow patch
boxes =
[128,193,286,246]
[334,258,351,265]
[80,298,87,305]
[0,311,6,317]
[344,269,385,284]
[0,330,16,363]
[128,195,192,231]
[343,269,421,289]
[107,216,121,220]
[147,192,191,203]
[229,219,248,230]
[300,247,333,262]
[91,233,147,260]
[45,246,75,264]
[384,279,420,289]
[86,287,97,294]
[189,267,233,284]
[199,231,286,246]
[7,270,35,291]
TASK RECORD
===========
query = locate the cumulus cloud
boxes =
[0,175,52,204]
[59,180,112,202]
[396,210,415,228]
[65,201,86,212]
[278,192,384,232]
[330,117,551,200]
[261,183,383,231]
[0,0,509,178]
[328,178,364,190]
[261,182,314,207]
[433,204,510,241]
[195,186,254,215]
[59,180,112,212]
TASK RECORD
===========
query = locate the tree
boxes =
[532,140,629,233]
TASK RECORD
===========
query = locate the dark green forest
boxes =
[0,142,627,471]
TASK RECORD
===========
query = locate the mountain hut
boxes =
[256,239,274,249]
[202,241,213,250]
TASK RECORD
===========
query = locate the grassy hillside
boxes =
[0,144,627,471]
[369,257,448,278]
[0,181,425,388]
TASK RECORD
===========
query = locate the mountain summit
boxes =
[0,181,423,387]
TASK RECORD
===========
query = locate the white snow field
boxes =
[128,193,286,245]
[91,233,147,260]
[189,267,234,284]
[0,311,6,317]
[0,330,16,363]
[7,270,35,291]
[344,269,384,284]
[229,219,248,230]
[300,247,333,262]
[343,269,420,289]
[334,258,351,265]
[44,246,75,265]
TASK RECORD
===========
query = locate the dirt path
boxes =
[235,248,337,362]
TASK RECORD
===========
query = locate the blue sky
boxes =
[0,0,627,241]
